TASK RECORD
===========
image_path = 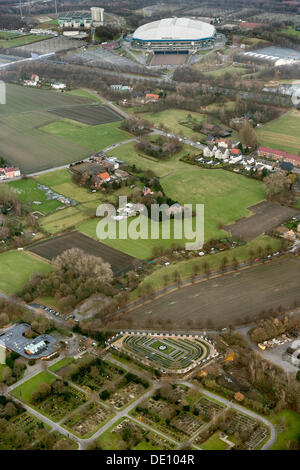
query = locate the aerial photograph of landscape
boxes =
[0,0,299,460]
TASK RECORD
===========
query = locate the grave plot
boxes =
[196,397,225,420]
[63,402,114,438]
[107,382,146,410]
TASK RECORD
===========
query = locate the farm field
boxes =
[27,231,139,275]
[133,235,282,295]
[66,88,103,102]
[41,118,128,152]
[161,168,266,241]
[0,250,53,294]
[126,255,299,329]
[256,110,300,155]
[0,84,126,173]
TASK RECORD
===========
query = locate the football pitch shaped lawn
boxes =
[0,250,53,295]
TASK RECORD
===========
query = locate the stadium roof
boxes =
[133,17,216,41]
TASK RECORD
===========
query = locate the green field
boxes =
[0,32,50,49]
[0,84,127,173]
[200,431,229,450]
[137,108,208,138]
[256,110,300,155]
[11,371,55,403]
[41,118,129,152]
[49,358,74,373]
[34,169,99,203]
[79,166,266,259]
[66,89,103,102]
[150,340,175,355]
[133,235,281,295]
[0,250,53,294]
[161,168,266,240]
[270,410,300,450]
[7,178,63,214]
[106,141,192,177]
[281,26,300,38]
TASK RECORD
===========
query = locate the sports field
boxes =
[0,250,53,294]
[256,110,300,155]
[0,84,126,173]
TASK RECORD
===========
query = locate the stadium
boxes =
[131,17,216,53]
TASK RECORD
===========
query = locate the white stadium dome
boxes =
[133,17,216,42]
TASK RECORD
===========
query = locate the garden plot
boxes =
[63,402,113,438]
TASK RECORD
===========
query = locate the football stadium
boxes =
[131,17,216,52]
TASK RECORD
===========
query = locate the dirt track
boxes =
[226,201,300,241]
[126,256,300,328]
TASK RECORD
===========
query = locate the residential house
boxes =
[0,167,21,180]
[258,146,300,168]
[51,83,66,90]
[145,93,159,103]
[142,186,153,196]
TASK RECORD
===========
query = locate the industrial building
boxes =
[58,7,104,29]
